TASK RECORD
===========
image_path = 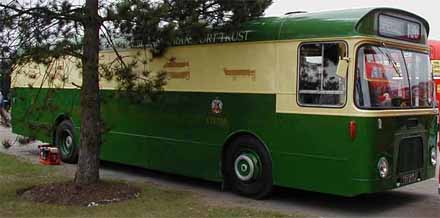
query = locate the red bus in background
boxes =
[429,40,440,194]
[429,40,440,106]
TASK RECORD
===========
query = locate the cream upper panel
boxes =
[12,57,82,89]
[13,42,278,94]
[276,41,298,94]
[149,42,277,94]
[98,49,150,90]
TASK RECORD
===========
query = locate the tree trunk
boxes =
[74,0,101,185]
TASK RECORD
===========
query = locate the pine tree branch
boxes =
[100,24,129,70]
[0,3,84,23]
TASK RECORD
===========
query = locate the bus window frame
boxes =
[296,40,349,109]
[353,42,433,110]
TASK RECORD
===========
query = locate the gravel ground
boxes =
[1,125,440,218]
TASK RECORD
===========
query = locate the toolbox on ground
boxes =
[38,144,61,165]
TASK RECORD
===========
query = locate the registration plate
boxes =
[400,172,418,185]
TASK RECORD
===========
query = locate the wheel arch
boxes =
[220,130,272,178]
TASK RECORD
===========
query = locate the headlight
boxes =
[430,147,437,166]
[377,157,389,178]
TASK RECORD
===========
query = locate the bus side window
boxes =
[298,42,347,107]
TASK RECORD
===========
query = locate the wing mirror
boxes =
[336,56,350,78]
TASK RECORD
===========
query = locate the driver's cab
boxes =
[355,43,433,110]
[360,45,409,108]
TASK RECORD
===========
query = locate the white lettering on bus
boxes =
[173,30,252,46]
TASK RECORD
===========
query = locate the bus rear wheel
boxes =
[224,135,272,199]
[54,120,78,163]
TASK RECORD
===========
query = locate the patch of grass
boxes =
[0,153,305,218]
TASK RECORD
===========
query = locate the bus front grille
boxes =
[398,137,423,173]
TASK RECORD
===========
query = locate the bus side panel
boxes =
[11,87,77,143]
[99,91,276,181]
[272,114,354,196]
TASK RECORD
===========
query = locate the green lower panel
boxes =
[96,90,277,181]
[11,88,77,143]
[11,87,437,196]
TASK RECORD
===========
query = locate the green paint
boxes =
[171,8,429,46]
[11,87,436,196]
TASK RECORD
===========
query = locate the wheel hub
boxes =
[65,135,73,148]
[234,152,261,181]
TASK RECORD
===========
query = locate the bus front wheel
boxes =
[224,135,273,199]
[54,120,78,163]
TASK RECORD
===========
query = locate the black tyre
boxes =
[224,135,273,199]
[54,120,78,163]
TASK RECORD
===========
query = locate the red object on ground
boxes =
[38,144,61,165]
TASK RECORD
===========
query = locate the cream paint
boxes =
[13,42,278,93]
[12,56,82,89]
[12,37,437,117]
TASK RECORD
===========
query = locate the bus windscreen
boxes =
[355,45,433,109]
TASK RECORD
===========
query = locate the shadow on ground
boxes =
[100,161,432,217]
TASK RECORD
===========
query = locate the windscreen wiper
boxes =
[377,43,402,77]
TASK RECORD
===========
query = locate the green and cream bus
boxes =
[11,7,438,198]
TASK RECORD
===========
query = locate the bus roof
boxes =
[107,7,430,48]
[242,7,429,42]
